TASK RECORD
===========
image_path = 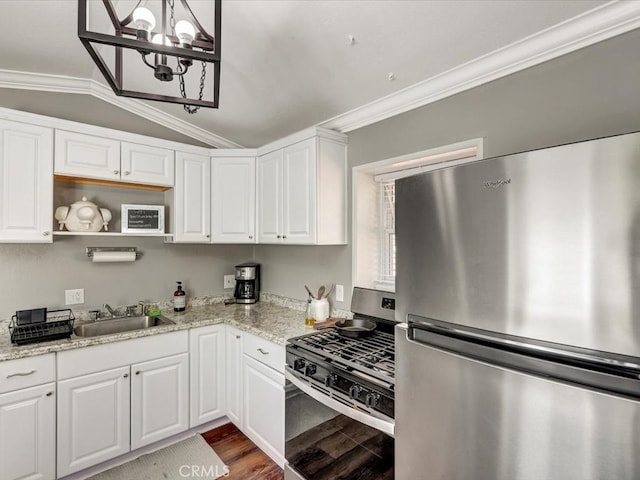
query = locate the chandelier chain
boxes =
[168,0,205,114]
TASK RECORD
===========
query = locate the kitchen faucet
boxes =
[103,303,117,319]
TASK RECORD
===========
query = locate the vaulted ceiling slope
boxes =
[0,1,638,148]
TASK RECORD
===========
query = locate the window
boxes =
[353,138,484,291]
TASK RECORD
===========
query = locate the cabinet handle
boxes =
[113,170,120,175]
[282,235,287,239]
[123,373,129,378]
[236,335,241,339]
[124,171,130,175]
[7,370,35,378]
[277,235,281,239]
[42,231,50,237]
[249,235,253,240]
[257,348,269,355]
[206,234,211,238]
[136,371,141,375]
[46,391,53,397]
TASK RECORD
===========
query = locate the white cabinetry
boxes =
[0,354,56,480]
[211,154,256,243]
[171,151,211,242]
[57,366,130,477]
[56,331,188,477]
[131,353,189,449]
[54,130,120,181]
[257,128,347,244]
[0,120,53,243]
[121,142,174,187]
[189,325,225,427]
[55,131,174,187]
[225,326,243,427]
[241,332,285,467]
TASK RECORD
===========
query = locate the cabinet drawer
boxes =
[242,332,285,373]
[0,353,55,394]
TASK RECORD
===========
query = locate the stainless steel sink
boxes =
[74,315,174,338]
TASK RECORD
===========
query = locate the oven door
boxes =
[285,368,394,480]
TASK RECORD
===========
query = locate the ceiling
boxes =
[0,0,636,148]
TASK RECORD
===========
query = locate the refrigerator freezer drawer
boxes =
[396,326,640,480]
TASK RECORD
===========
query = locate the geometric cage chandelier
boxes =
[78,0,221,113]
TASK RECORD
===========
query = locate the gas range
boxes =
[285,288,397,429]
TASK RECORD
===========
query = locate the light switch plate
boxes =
[336,284,344,302]
[65,288,84,305]
[223,275,235,289]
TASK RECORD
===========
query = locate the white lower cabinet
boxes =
[131,353,189,449]
[190,325,225,427]
[225,326,243,427]
[57,366,130,477]
[241,332,286,468]
[0,383,56,480]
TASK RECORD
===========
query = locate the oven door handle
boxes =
[285,367,395,437]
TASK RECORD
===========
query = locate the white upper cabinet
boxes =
[121,142,174,187]
[0,120,53,243]
[257,129,347,245]
[54,130,120,181]
[212,155,256,243]
[55,131,174,187]
[171,151,211,242]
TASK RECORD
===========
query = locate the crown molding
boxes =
[0,69,242,148]
[320,1,640,133]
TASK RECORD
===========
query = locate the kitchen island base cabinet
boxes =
[0,383,56,480]
[190,325,225,427]
[131,353,189,450]
[57,366,130,478]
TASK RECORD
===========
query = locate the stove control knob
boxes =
[348,385,362,400]
[365,393,381,408]
[293,359,306,372]
[304,364,317,376]
[324,374,337,387]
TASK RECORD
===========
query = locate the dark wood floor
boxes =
[202,422,284,480]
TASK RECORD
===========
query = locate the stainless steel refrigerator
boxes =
[395,132,640,480]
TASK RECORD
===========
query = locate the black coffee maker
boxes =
[233,262,260,304]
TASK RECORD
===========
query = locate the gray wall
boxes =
[256,28,640,309]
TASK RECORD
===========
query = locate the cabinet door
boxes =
[225,327,243,427]
[243,354,285,467]
[190,325,225,427]
[121,142,175,187]
[0,120,53,243]
[212,156,256,243]
[131,353,189,450]
[0,383,55,480]
[57,366,130,477]
[257,149,283,243]
[174,151,211,242]
[54,130,120,181]
[282,138,316,244]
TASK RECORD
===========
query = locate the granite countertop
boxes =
[0,293,348,362]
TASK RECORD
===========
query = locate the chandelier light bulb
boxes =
[175,20,196,45]
[132,7,156,32]
[152,33,171,46]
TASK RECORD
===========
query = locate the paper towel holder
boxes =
[86,247,140,262]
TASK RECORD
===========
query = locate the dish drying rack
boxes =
[9,309,75,345]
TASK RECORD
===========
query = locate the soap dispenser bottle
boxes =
[174,281,186,312]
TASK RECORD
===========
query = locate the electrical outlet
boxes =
[65,288,84,305]
[223,275,235,289]
[336,284,344,302]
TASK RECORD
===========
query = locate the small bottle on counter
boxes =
[174,281,186,312]
[305,298,315,327]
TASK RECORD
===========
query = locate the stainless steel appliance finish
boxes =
[233,262,260,304]
[285,287,396,480]
[396,132,640,357]
[395,132,640,480]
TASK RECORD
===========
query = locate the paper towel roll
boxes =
[91,251,136,263]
